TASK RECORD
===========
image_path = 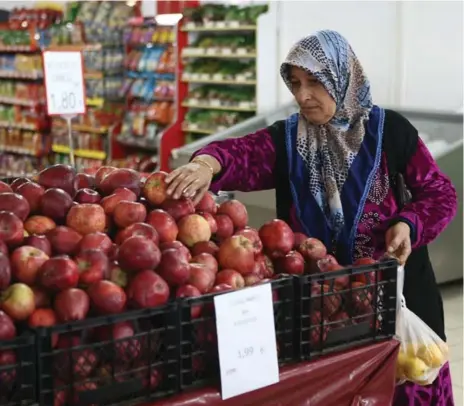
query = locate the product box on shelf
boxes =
[35,304,180,406]
[178,276,296,390]
[296,259,398,360]
[0,333,36,406]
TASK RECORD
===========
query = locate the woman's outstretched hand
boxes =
[385,222,412,265]
[166,157,218,205]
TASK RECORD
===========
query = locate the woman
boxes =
[166,30,457,405]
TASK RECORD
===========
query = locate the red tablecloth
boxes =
[145,339,400,406]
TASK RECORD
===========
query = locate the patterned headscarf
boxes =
[280,30,373,237]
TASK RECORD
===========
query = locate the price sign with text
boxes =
[43,51,86,116]
[214,283,279,400]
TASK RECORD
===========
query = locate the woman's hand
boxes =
[385,222,412,265]
[166,158,217,205]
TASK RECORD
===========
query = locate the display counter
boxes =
[142,339,400,406]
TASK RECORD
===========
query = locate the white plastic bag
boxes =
[395,265,449,385]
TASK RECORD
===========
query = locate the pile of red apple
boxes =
[0,164,381,401]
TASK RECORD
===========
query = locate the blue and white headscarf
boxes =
[280,30,373,237]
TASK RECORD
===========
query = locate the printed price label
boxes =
[43,51,86,116]
[214,283,279,400]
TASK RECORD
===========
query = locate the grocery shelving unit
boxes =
[178,4,268,144]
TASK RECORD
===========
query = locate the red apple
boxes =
[214,214,234,241]
[0,310,16,339]
[11,245,49,285]
[309,310,329,348]
[127,270,170,308]
[88,280,126,315]
[109,262,129,288]
[255,254,274,278]
[118,236,161,273]
[191,253,218,275]
[76,249,109,286]
[146,209,178,243]
[353,257,378,285]
[24,215,56,235]
[54,288,90,322]
[99,168,141,196]
[113,201,147,228]
[108,243,119,262]
[0,211,24,247]
[157,248,190,287]
[28,307,57,328]
[210,283,233,293]
[311,284,342,317]
[293,232,308,249]
[32,286,50,308]
[161,198,195,221]
[316,255,339,273]
[198,211,217,234]
[215,269,245,289]
[0,181,12,193]
[276,250,305,275]
[0,240,7,255]
[79,232,112,254]
[177,214,211,247]
[191,241,219,257]
[188,263,215,294]
[1,283,35,320]
[160,240,191,261]
[234,227,262,256]
[10,177,30,192]
[176,284,202,318]
[94,166,116,189]
[24,235,52,256]
[75,173,95,190]
[218,235,255,276]
[0,192,30,221]
[259,219,294,259]
[47,226,82,255]
[217,199,248,229]
[143,171,168,206]
[0,252,11,290]
[38,256,79,292]
[74,188,101,204]
[321,262,348,288]
[40,188,73,221]
[100,189,137,215]
[244,273,262,286]
[66,204,106,235]
[0,350,17,386]
[195,192,217,214]
[37,164,76,195]
[17,181,45,213]
[350,282,373,314]
[115,222,159,246]
[298,238,328,268]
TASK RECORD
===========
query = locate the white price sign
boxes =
[214,283,279,400]
[43,51,86,116]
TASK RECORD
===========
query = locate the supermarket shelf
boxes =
[182,77,256,86]
[0,146,42,157]
[0,70,43,80]
[116,135,157,151]
[53,122,108,135]
[182,24,257,33]
[0,96,43,107]
[0,45,38,52]
[181,124,218,135]
[86,97,105,108]
[182,49,256,59]
[47,43,103,52]
[52,144,106,160]
[0,121,38,131]
[182,102,256,112]
[84,71,104,80]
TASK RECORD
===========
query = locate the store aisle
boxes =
[441,283,463,404]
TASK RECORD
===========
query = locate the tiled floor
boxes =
[441,283,463,404]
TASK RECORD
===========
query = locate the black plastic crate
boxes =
[0,333,36,406]
[178,276,296,390]
[35,303,179,406]
[296,259,398,360]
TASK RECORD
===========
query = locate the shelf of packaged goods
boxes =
[52,144,106,160]
[0,96,43,107]
[0,172,35,179]
[86,97,105,108]
[0,146,43,157]
[181,50,257,59]
[182,23,257,32]
[53,122,108,135]
[182,101,256,113]
[181,77,256,86]
[0,45,38,52]
[46,44,103,52]
[0,70,43,80]
[0,121,39,131]
[84,71,104,80]
[116,135,157,151]
[181,124,218,135]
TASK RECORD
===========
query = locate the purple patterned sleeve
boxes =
[191,128,276,193]
[399,138,457,248]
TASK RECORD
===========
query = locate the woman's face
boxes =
[289,66,336,125]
